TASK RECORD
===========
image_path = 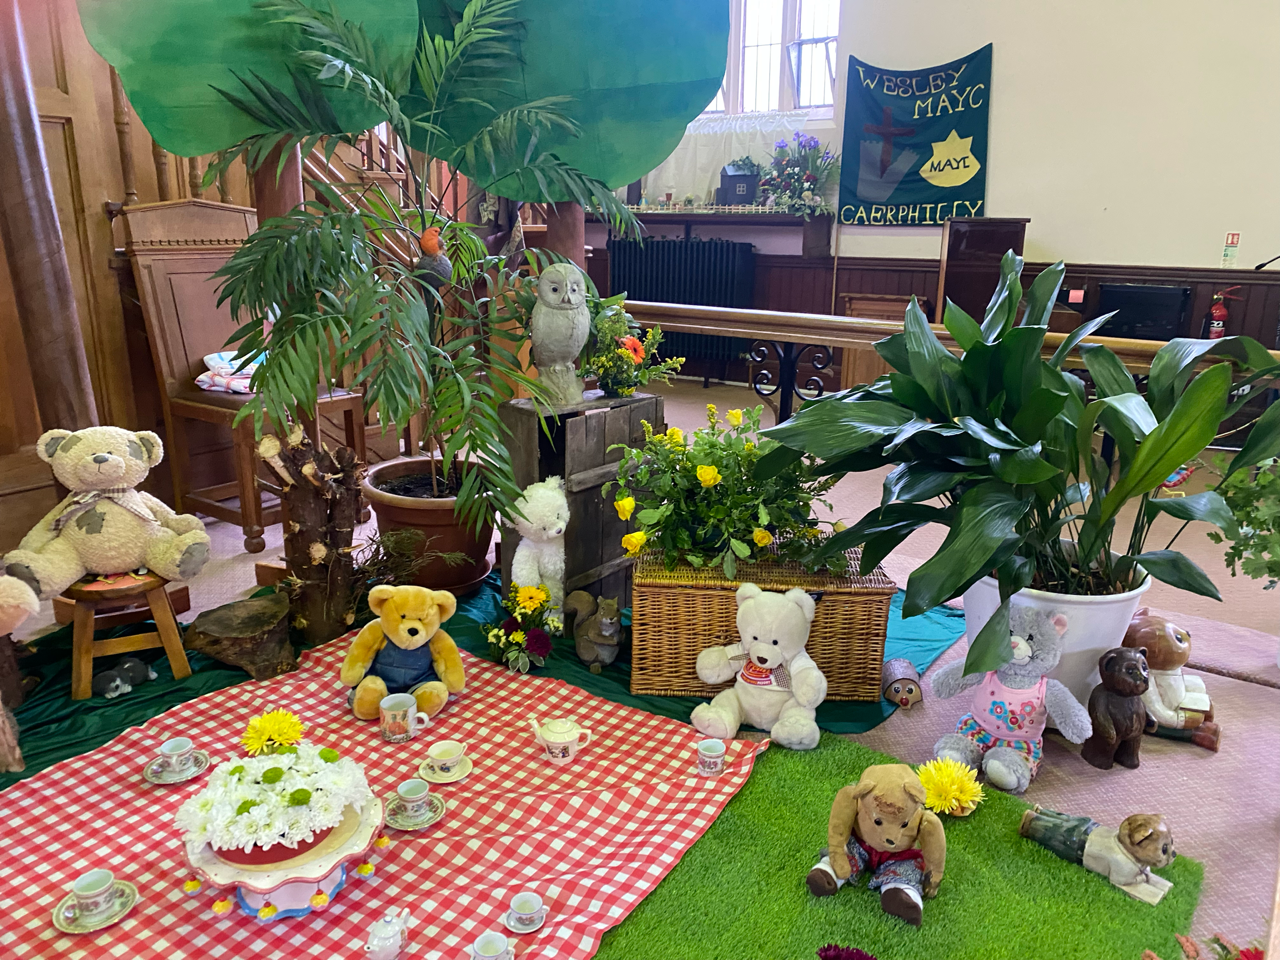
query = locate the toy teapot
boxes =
[529,717,592,765]
[365,906,411,960]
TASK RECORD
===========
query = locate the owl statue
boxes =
[530,262,591,406]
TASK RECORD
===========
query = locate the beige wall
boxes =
[828,0,1280,267]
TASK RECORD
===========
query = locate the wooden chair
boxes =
[122,200,367,553]
[65,572,191,701]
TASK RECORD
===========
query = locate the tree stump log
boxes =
[259,427,363,646]
[184,592,296,680]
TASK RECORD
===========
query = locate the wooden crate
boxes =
[498,391,664,607]
[630,550,895,701]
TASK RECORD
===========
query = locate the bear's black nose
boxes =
[406,626,419,636]
[884,839,895,846]
[92,454,110,464]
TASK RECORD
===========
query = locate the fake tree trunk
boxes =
[258,427,362,646]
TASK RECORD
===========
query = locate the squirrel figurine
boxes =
[563,591,622,673]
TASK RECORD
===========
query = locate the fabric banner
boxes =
[838,44,991,226]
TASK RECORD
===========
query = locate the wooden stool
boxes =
[65,572,193,700]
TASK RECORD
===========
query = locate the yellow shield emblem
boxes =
[919,130,980,188]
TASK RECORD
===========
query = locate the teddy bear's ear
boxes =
[1100,651,1118,672]
[432,589,458,621]
[903,779,926,805]
[847,776,878,799]
[1134,607,1149,618]
[735,583,762,607]
[783,588,816,622]
[36,429,74,463]
[132,431,164,466]
[368,584,397,616]
[1049,613,1069,636]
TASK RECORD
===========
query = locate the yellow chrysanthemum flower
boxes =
[509,630,527,646]
[515,585,548,612]
[917,756,985,816]
[726,408,744,427]
[665,427,684,446]
[753,528,774,547]
[696,464,722,488]
[615,496,636,520]
[241,709,305,757]
[621,531,648,556]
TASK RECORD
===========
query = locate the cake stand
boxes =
[183,800,387,921]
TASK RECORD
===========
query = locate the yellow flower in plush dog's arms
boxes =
[615,496,636,520]
[696,465,722,488]
[241,709,304,756]
[621,531,648,556]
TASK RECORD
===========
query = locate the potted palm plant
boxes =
[760,252,1280,700]
[208,0,638,634]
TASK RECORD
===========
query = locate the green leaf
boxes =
[1146,491,1238,536]
[636,508,662,524]
[724,550,737,580]
[1049,311,1117,369]
[942,299,982,351]
[1080,343,1137,397]
[1020,261,1065,328]
[903,297,962,417]
[1131,550,1221,600]
[1226,395,1280,478]
[874,333,911,373]
[1010,385,1068,443]
[753,443,804,481]
[997,326,1047,410]
[1148,336,1278,420]
[989,446,1060,485]
[954,416,1024,451]
[904,483,1031,617]
[729,538,751,559]
[882,462,969,505]
[979,250,1024,342]
[888,372,943,419]
[816,502,945,560]
[757,503,770,526]
[963,598,1014,675]
[1100,363,1231,523]
[763,399,914,461]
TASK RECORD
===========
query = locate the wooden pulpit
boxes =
[934,217,1030,323]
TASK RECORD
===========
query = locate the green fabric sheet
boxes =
[1,577,963,792]
[595,732,1202,960]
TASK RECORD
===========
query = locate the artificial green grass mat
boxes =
[595,733,1202,960]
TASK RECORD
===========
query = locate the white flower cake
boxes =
[175,744,372,854]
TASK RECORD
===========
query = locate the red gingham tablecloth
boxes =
[0,639,762,959]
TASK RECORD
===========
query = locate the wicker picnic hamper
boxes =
[629,549,896,701]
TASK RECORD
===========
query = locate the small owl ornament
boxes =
[530,263,591,406]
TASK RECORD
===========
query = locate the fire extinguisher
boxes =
[1201,285,1242,339]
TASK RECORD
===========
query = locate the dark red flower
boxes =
[502,617,519,635]
[525,628,552,658]
[816,947,877,960]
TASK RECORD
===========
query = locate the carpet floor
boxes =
[595,732,1201,960]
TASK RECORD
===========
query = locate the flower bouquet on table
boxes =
[758,132,840,221]
[174,710,373,867]
[484,584,560,673]
[605,404,846,578]
[582,303,683,398]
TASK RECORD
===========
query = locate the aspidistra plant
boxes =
[759,251,1280,673]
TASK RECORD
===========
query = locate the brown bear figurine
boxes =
[1081,647,1150,770]
[1122,608,1219,752]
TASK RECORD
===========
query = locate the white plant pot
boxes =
[963,571,1152,705]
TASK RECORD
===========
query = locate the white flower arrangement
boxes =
[175,744,373,853]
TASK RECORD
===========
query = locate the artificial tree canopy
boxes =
[413,0,729,198]
[77,0,419,157]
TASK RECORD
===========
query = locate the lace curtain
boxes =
[642,110,812,203]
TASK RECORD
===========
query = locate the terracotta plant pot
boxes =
[213,826,333,866]
[362,458,494,595]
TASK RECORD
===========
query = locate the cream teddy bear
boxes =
[4,427,212,599]
[0,576,39,637]
[508,476,569,618]
[691,583,826,750]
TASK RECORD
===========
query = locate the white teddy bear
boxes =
[509,476,569,618]
[691,583,827,750]
[4,426,212,599]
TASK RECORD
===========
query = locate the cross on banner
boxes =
[863,106,915,176]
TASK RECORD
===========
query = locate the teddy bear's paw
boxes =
[982,750,1031,793]
[770,714,820,750]
[790,671,827,708]
[4,561,43,599]
[805,861,841,897]
[690,704,736,741]
[176,541,211,580]
[351,677,388,720]
[933,734,983,770]
[880,885,922,927]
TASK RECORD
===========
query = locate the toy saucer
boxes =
[502,908,547,935]
[143,750,212,786]
[417,755,472,784]
[384,793,446,832]
[52,881,138,934]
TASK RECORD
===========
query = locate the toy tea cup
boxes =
[529,717,591,766]
[421,740,467,777]
[696,738,726,777]
[379,693,430,744]
[157,737,195,775]
[469,931,513,960]
[508,890,547,930]
[395,779,431,822]
[70,869,117,922]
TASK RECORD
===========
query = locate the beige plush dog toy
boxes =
[806,763,947,926]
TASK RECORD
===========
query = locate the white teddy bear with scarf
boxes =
[691,583,827,750]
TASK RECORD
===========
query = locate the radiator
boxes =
[608,238,754,362]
